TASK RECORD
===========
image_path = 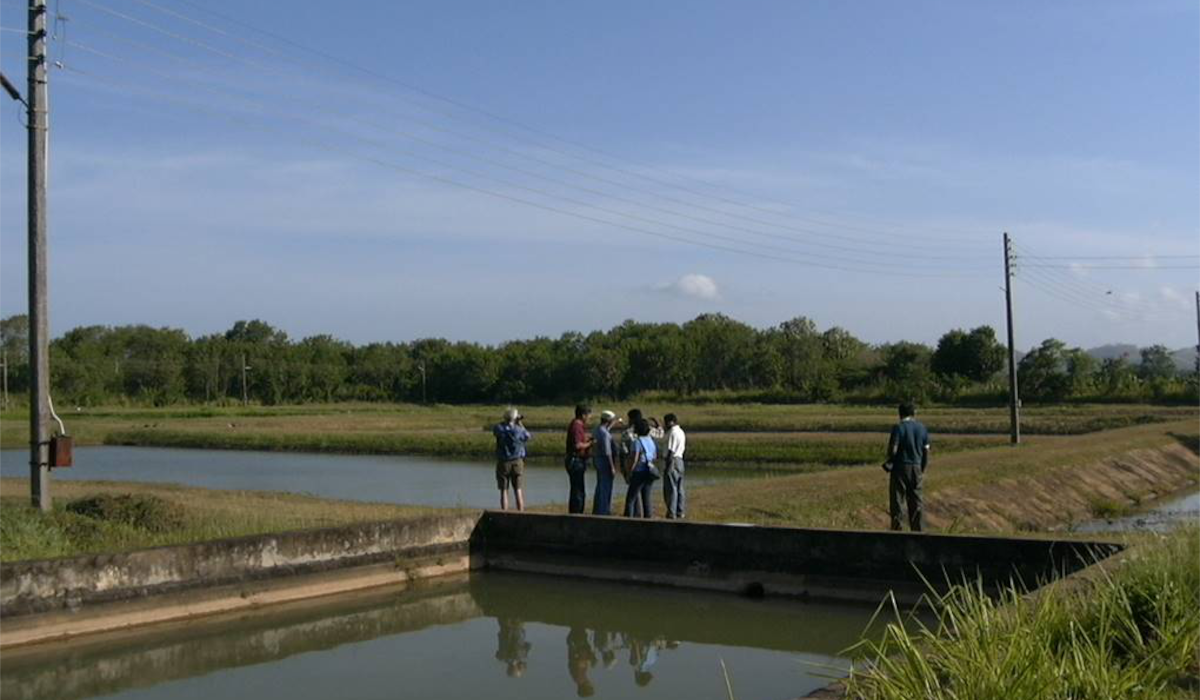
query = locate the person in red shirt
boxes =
[564,404,594,513]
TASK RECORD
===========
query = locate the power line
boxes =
[62,32,993,271]
[1018,264,1200,270]
[86,0,995,249]
[1020,254,1200,260]
[60,64,978,279]
[65,4,991,255]
[58,54,973,274]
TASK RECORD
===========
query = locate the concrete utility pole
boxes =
[417,361,427,404]
[1194,291,1199,375]
[2,349,9,410]
[1003,233,1020,445]
[28,0,52,510]
[240,353,250,406]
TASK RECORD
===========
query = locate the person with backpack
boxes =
[882,402,931,531]
[623,418,659,518]
[493,407,531,511]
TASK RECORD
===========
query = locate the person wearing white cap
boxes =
[493,407,531,510]
[591,410,621,515]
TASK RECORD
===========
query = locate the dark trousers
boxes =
[624,470,654,518]
[662,457,685,519]
[593,470,614,515]
[889,463,924,532]
[566,457,588,514]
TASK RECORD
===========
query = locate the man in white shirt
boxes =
[662,413,686,519]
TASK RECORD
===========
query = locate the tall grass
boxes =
[843,527,1200,700]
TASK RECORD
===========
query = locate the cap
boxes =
[600,410,616,422]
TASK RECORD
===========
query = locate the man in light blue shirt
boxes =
[493,407,531,511]
[592,411,619,515]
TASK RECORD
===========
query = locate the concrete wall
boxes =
[1,577,478,700]
[1,510,1123,648]
[1,513,479,618]
[474,512,1123,604]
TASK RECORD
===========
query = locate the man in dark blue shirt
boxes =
[883,402,931,531]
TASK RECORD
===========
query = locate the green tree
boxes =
[0,314,29,395]
[931,326,1006,382]
[1097,357,1137,397]
[1138,345,1176,381]
[878,341,935,402]
[1018,338,1076,401]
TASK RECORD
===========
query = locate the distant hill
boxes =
[1170,346,1199,372]
[1081,344,1198,372]
[1086,344,1140,362]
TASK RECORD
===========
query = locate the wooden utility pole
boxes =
[28,0,51,510]
[240,353,250,406]
[1003,232,1020,445]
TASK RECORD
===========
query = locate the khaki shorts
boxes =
[496,458,525,490]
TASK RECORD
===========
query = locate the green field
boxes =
[1,402,1192,469]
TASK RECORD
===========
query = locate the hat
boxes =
[600,410,616,422]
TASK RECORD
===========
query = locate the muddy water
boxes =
[0,447,780,508]
[1076,489,1200,534]
[0,572,891,700]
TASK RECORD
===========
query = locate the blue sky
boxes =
[1,0,1197,349]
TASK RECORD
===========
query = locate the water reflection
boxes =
[3,572,888,700]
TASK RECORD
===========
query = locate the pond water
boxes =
[1076,490,1200,534]
[0,571,890,700]
[0,447,779,509]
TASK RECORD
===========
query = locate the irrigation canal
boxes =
[0,570,891,700]
[0,447,781,508]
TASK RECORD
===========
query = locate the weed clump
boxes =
[66,494,185,533]
[843,526,1200,699]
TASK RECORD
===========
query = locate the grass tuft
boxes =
[842,526,1200,700]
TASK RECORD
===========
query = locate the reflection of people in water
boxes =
[628,636,659,687]
[567,625,597,697]
[495,617,531,678]
[591,628,619,669]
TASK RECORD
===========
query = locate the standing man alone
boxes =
[493,407,531,511]
[662,413,686,519]
[883,402,930,532]
[565,404,594,514]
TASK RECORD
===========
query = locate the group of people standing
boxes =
[493,404,687,519]
[493,401,930,531]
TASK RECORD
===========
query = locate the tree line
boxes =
[0,314,1194,407]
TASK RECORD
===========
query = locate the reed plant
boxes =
[843,527,1200,700]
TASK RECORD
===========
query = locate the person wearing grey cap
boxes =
[493,407,531,511]
[592,410,622,515]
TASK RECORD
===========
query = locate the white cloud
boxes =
[655,273,721,301]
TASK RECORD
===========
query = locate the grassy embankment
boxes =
[0,479,454,562]
[843,526,1200,700]
[683,418,1200,533]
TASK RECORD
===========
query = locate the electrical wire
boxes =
[78,0,995,250]
[61,33,995,270]
[59,64,980,279]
